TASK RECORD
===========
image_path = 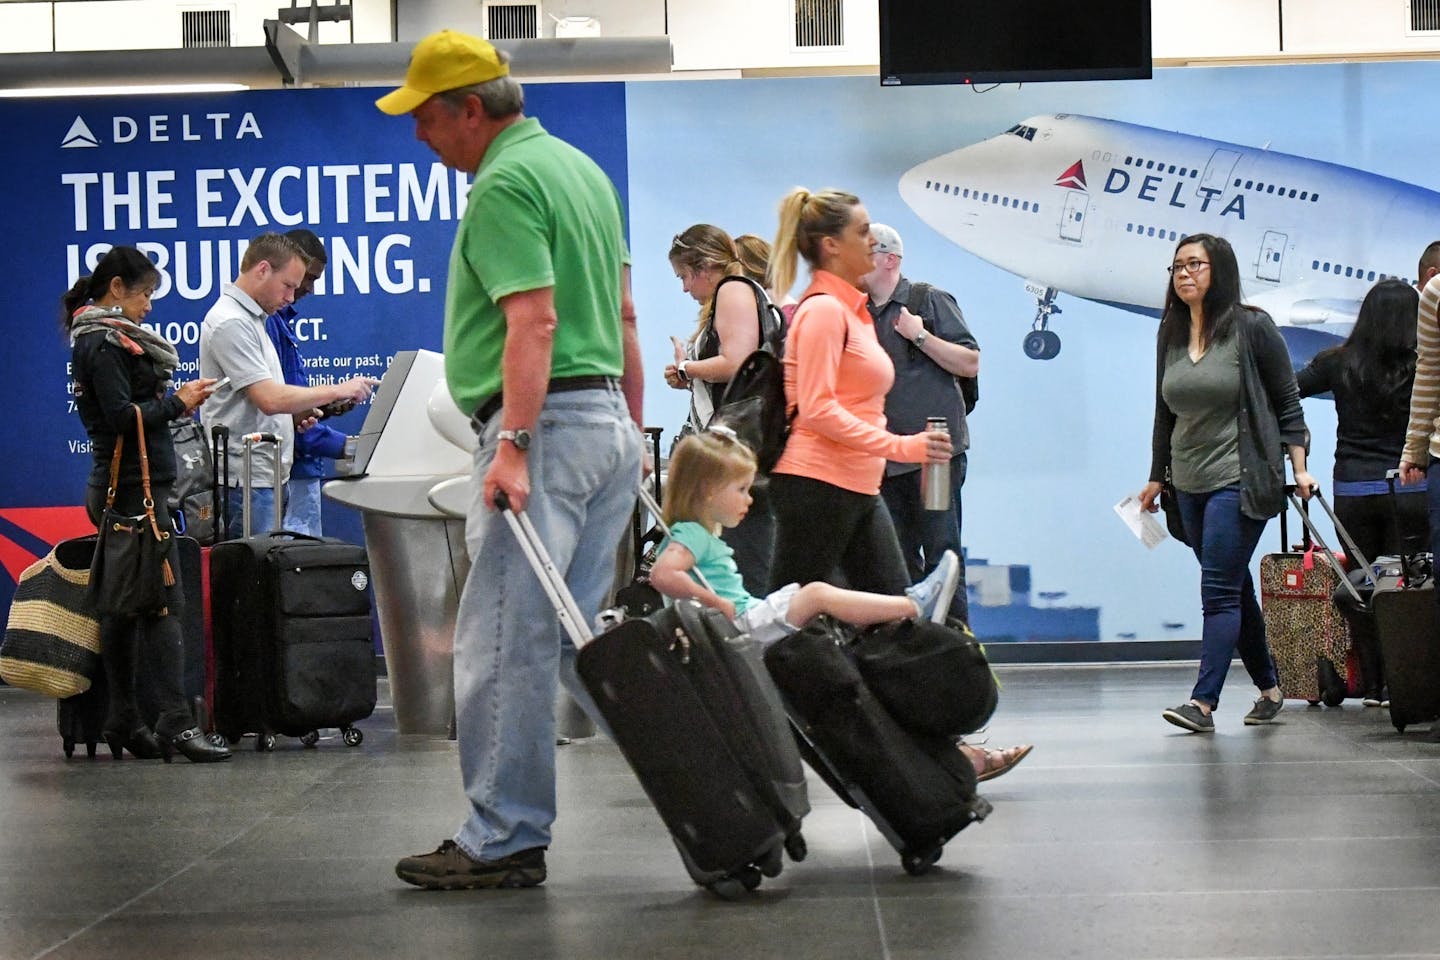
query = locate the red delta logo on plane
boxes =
[1055,161,1087,191]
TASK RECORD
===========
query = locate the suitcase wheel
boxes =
[707,865,762,900]
[62,737,75,759]
[300,730,321,749]
[902,847,943,877]
[784,831,808,863]
[1306,700,1321,707]
[85,740,98,759]
[257,732,277,752]
[342,726,364,747]
[1395,721,1407,734]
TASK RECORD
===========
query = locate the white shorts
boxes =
[734,582,802,647]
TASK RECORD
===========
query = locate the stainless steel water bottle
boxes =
[921,416,951,511]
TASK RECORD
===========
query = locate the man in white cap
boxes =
[378,29,644,890]
[862,223,980,626]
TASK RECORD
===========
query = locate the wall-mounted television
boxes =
[879,0,1152,87]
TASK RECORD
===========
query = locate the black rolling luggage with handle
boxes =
[209,433,376,750]
[497,491,807,899]
[1368,472,1440,733]
[763,618,993,876]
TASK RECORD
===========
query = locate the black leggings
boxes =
[767,473,910,596]
[86,483,193,737]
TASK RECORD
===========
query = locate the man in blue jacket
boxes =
[264,228,350,536]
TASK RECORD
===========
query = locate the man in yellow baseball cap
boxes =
[379,30,645,894]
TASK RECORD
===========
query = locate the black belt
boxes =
[473,375,619,427]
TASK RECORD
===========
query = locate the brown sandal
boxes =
[975,744,1034,783]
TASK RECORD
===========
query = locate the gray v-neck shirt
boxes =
[1162,334,1241,494]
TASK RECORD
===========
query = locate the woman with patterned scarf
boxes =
[65,245,231,763]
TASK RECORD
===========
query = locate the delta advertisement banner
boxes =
[8,60,1436,644]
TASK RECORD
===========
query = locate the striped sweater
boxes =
[1402,275,1440,466]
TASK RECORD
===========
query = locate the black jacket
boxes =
[72,327,186,492]
[1149,306,1309,520]
[1295,348,1411,484]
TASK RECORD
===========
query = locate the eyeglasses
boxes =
[1167,259,1210,276]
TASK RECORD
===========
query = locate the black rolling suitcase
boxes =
[210,434,376,750]
[498,493,807,899]
[764,619,993,876]
[57,680,107,759]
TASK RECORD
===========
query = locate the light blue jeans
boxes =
[225,485,277,540]
[283,477,324,537]
[453,387,642,861]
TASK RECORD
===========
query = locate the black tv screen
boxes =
[879,0,1152,86]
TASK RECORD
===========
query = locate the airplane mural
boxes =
[901,113,1439,361]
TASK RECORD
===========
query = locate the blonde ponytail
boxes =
[769,187,861,299]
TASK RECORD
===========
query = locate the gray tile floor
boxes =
[5,663,1440,960]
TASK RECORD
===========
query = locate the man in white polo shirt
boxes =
[199,231,377,539]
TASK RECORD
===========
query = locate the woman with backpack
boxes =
[664,222,779,593]
[765,187,953,602]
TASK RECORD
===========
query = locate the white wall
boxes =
[1,0,1438,67]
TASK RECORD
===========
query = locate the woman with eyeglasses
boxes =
[1139,233,1314,734]
[1297,279,1426,706]
[664,223,776,593]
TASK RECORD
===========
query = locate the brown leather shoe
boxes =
[396,841,546,890]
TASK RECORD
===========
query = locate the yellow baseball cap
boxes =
[375,30,510,115]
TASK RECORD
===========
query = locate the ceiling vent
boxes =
[795,0,844,48]
[1412,0,1440,32]
[484,2,541,40]
[182,9,233,48]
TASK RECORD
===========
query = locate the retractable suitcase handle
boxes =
[1384,469,1432,588]
[1282,484,1369,605]
[494,491,595,651]
[240,432,285,539]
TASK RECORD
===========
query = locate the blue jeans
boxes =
[283,477,324,537]
[225,485,278,540]
[453,387,642,861]
[1176,484,1277,709]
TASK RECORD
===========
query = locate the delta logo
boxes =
[59,111,263,148]
[1054,160,1087,191]
[60,116,99,149]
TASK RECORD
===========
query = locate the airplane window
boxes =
[1170,231,1178,241]
[1312,193,1320,202]
[1034,205,1040,214]
[1147,160,1156,169]
[982,192,989,201]
[1168,165,1176,174]
[1300,191,1308,200]
[1345,267,1354,277]
[1245,181,1254,189]
[1267,185,1276,194]
[925,180,932,189]
[1127,223,1134,233]
[944,185,951,194]
[1022,201,1030,211]
[1368,271,1376,281]
[1147,227,1156,237]
[1003,198,1010,207]
[1288,189,1298,198]
[1124,156,1133,166]
[1312,260,1319,269]
[1233,179,1242,188]
[962,188,969,198]
[992,195,1000,204]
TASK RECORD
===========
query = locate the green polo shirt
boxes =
[443,117,629,415]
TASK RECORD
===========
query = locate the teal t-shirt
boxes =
[1163,334,1242,494]
[662,521,755,613]
[443,117,631,416]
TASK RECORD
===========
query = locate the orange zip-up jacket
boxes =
[773,270,929,494]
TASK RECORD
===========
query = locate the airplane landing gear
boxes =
[1024,286,1063,360]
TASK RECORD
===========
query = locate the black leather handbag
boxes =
[89,406,176,618]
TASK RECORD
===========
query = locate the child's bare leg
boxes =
[786,582,919,628]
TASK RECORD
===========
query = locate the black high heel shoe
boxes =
[102,726,163,760]
[160,727,232,764]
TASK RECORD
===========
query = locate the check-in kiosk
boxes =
[325,350,472,736]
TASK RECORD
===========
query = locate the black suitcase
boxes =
[57,679,107,759]
[764,619,993,875]
[210,436,375,750]
[1369,560,1440,732]
[498,495,807,899]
